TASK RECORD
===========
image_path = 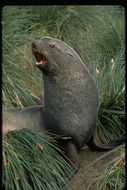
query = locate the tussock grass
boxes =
[3,129,71,190]
[87,46,125,142]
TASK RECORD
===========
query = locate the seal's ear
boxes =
[67,51,73,57]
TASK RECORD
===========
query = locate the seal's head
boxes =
[32,37,79,76]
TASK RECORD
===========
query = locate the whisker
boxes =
[46,54,63,72]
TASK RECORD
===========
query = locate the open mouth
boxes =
[33,51,47,65]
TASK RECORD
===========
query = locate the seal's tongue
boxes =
[33,51,47,65]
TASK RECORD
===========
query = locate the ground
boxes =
[63,147,117,190]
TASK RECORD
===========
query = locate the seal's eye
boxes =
[48,42,61,51]
[49,43,56,48]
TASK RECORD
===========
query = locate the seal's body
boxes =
[32,37,124,153]
[49,64,100,149]
[32,37,99,149]
[3,105,46,134]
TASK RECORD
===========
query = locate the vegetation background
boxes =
[2,5,125,190]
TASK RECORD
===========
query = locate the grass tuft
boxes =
[3,128,72,190]
[87,46,125,142]
[98,146,125,190]
[87,145,125,190]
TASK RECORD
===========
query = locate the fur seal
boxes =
[3,105,46,134]
[31,36,124,154]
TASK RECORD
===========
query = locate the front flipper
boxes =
[60,140,80,180]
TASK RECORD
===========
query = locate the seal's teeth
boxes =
[36,61,43,65]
